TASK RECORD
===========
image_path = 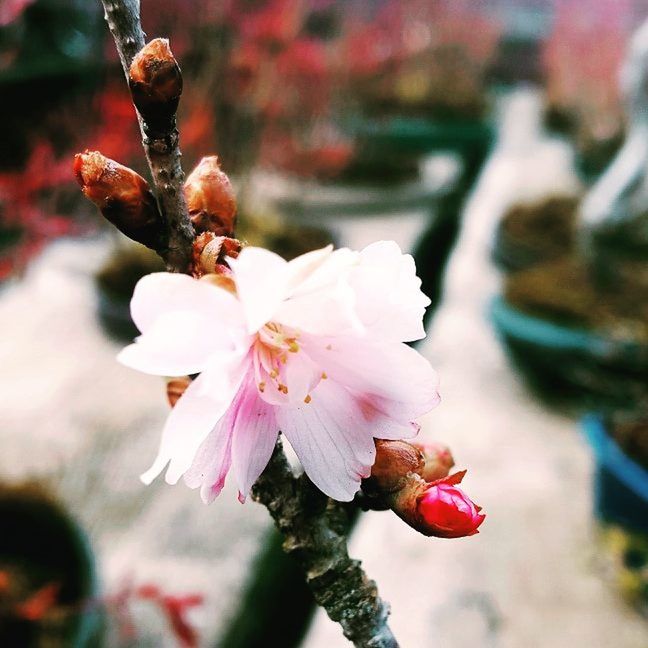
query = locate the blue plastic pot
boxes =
[489,295,648,407]
[582,414,648,534]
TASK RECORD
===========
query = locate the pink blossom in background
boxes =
[0,0,35,27]
[417,471,485,538]
[119,241,440,502]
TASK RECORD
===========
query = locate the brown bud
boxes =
[184,156,237,236]
[74,151,163,249]
[167,377,191,408]
[362,440,424,496]
[129,38,182,135]
[411,441,454,482]
[191,231,238,274]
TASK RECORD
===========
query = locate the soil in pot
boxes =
[608,412,648,472]
[494,195,579,271]
[505,256,648,344]
[499,255,648,408]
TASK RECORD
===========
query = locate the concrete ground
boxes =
[0,89,646,647]
[306,90,648,648]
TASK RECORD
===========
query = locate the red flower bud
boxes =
[184,156,237,236]
[129,38,183,135]
[416,472,485,538]
[411,441,454,482]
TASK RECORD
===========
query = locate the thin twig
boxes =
[100,0,194,272]
[252,440,398,648]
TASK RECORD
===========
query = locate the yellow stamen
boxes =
[258,382,266,393]
[321,372,328,380]
[278,384,288,394]
[304,394,312,404]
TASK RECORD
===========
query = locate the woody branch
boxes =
[90,1,399,646]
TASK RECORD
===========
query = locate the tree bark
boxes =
[252,441,398,648]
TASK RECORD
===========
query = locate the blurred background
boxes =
[1,0,648,645]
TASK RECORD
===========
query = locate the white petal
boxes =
[230,376,279,501]
[229,247,290,333]
[118,310,224,376]
[277,379,376,501]
[121,272,248,376]
[275,279,362,336]
[302,335,440,420]
[285,244,334,292]
[287,247,358,298]
[140,352,249,486]
[349,240,430,342]
[131,272,244,334]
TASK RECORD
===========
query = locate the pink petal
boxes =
[276,379,376,501]
[230,375,279,501]
[302,335,440,420]
[183,406,235,504]
[282,350,322,404]
[229,247,290,333]
[140,353,249,486]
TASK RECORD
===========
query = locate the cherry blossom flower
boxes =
[119,241,439,502]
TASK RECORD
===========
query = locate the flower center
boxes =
[253,322,300,397]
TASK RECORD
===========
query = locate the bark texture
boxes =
[252,441,398,648]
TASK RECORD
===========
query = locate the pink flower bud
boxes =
[417,471,485,538]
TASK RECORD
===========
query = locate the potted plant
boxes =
[582,412,648,615]
[491,19,648,409]
[0,482,99,646]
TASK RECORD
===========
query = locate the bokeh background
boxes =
[1,0,648,646]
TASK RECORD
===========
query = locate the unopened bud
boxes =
[184,157,237,236]
[411,441,454,482]
[391,471,485,538]
[74,151,163,249]
[362,440,424,496]
[416,472,485,538]
[167,377,191,408]
[129,38,183,135]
